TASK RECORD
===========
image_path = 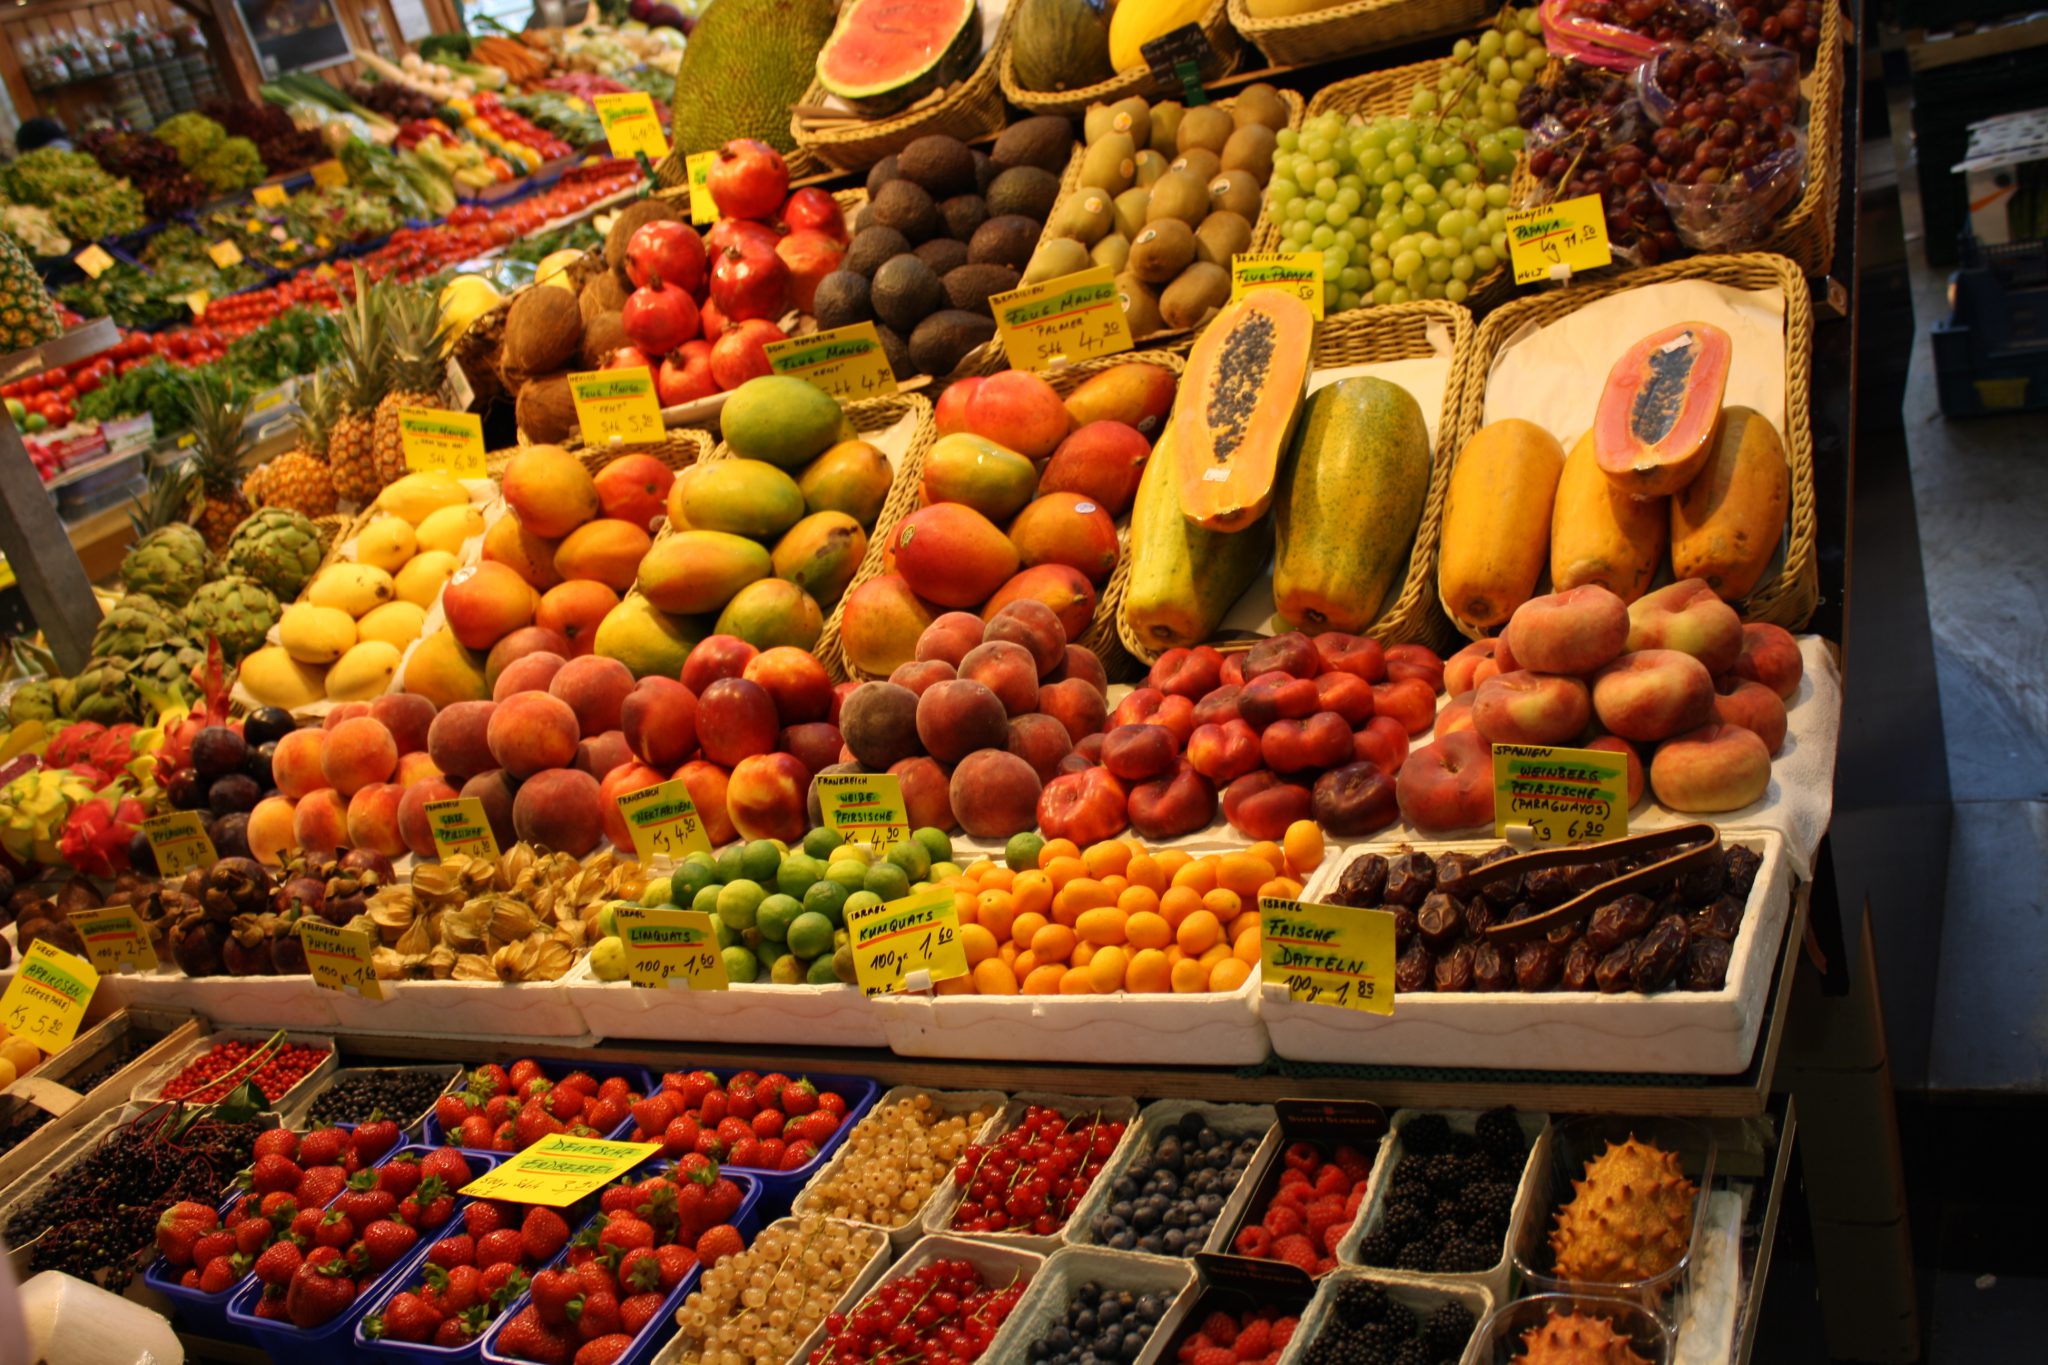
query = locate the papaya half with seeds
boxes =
[1169,290,1312,533]
[1592,320,1732,497]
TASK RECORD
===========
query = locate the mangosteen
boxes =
[199,856,273,921]
[166,768,206,811]
[127,829,159,877]
[270,921,309,975]
[244,707,295,747]
[191,726,249,782]
[279,876,326,920]
[243,742,276,791]
[170,917,227,976]
[339,848,394,884]
[223,916,273,976]
[320,868,375,925]
[210,813,252,862]
[209,773,262,817]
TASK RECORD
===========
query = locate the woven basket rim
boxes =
[792,4,1015,164]
[998,0,1243,115]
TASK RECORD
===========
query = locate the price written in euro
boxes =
[568,367,666,445]
[397,407,486,478]
[763,323,899,401]
[1258,897,1396,1014]
[143,811,217,877]
[990,266,1133,371]
[813,772,909,848]
[614,779,713,864]
[846,888,968,997]
[1491,742,1629,844]
[424,796,501,860]
[615,907,727,991]
[459,1134,661,1207]
[68,906,158,974]
[0,940,99,1052]
[1230,252,1325,318]
[300,919,384,1000]
[1504,193,1612,285]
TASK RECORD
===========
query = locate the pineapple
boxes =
[243,371,339,518]
[0,231,62,351]
[329,269,391,508]
[186,379,254,553]
[374,284,450,488]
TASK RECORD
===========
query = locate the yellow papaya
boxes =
[1437,418,1564,631]
[1671,405,1789,600]
[1551,430,1667,604]
[1123,420,1272,654]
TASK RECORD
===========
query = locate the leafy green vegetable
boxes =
[155,113,226,167]
[1,149,145,240]
[192,135,265,193]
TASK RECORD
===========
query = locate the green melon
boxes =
[1011,0,1114,93]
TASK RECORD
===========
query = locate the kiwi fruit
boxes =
[1145,170,1209,228]
[1221,124,1277,182]
[1128,219,1196,285]
[1169,148,1221,186]
[1106,96,1152,149]
[1208,170,1262,221]
[1161,262,1231,330]
[1050,189,1115,245]
[1176,105,1235,157]
[1082,104,1118,144]
[1112,187,1152,239]
[1133,150,1169,188]
[1230,84,1290,134]
[1114,272,1165,336]
[1194,211,1253,266]
[1149,101,1185,152]
[1092,234,1131,273]
[1023,237,1092,283]
[1078,133,1137,195]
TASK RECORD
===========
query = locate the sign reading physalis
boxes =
[300,920,383,1000]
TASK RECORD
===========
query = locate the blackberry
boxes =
[1457,1180,1514,1224]
[1382,1298,1415,1340]
[1422,1302,1477,1357]
[1384,1201,1428,1241]
[1401,1113,1452,1155]
[1335,1278,1391,1325]
[1395,1239,1438,1272]
[1474,1107,1526,1166]
[1357,1228,1399,1266]
[1444,1130,1480,1158]
[1420,1154,1465,1192]
[1393,1341,1433,1365]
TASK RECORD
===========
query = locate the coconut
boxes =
[605,199,682,271]
[503,287,584,376]
[580,311,629,369]
[580,268,631,324]
[516,373,580,445]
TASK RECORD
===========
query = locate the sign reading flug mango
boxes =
[398,407,486,478]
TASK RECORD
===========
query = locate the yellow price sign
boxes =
[73,244,115,279]
[143,811,217,877]
[1491,742,1630,844]
[184,290,210,318]
[593,91,670,161]
[614,780,713,864]
[813,771,909,848]
[764,323,899,402]
[208,239,244,269]
[68,907,159,975]
[424,796,501,860]
[398,407,486,478]
[311,160,348,189]
[615,908,727,991]
[684,151,718,225]
[846,888,968,998]
[991,265,1133,372]
[253,184,289,208]
[1230,251,1325,319]
[1504,193,1613,286]
[0,940,99,1053]
[300,920,384,1000]
[568,367,666,444]
[1259,897,1396,1014]
[459,1134,662,1207]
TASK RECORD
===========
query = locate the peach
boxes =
[368,694,436,756]
[674,759,736,846]
[1372,678,1439,736]
[1504,585,1629,676]
[396,751,443,786]
[598,761,664,850]
[1038,678,1109,744]
[273,728,330,798]
[1436,691,1476,738]
[983,599,1067,676]
[1395,731,1496,834]
[1148,645,1225,700]
[1732,622,1803,700]
[1625,578,1743,676]
[460,770,519,849]
[889,659,956,697]
[680,634,759,695]
[1127,759,1217,840]
[1471,672,1591,746]
[1101,724,1179,782]
[1006,712,1074,781]
[1314,633,1386,682]
[982,566,1095,642]
[487,692,581,778]
[1583,735,1645,809]
[621,677,699,768]
[292,788,349,857]
[534,581,619,659]
[345,783,406,857]
[1494,633,1520,673]
[1353,715,1410,774]
[248,795,297,865]
[965,369,1072,461]
[1038,767,1129,845]
[780,722,844,777]
[1261,712,1354,774]
[575,729,634,780]
[726,752,811,843]
[915,678,1011,764]
[482,512,563,591]
[915,612,987,667]
[551,655,635,735]
[1221,770,1313,841]
[486,628,572,693]
[1238,673,1319,729]
[697,677,780,767]
[1192,685,1241,729]
[949,749,1044,839]
[1384,643,1446,694]
[1713,676,1788,755]
[889,755,957,832]
[1187,719,1261,785]
[398,779,460,857]
[443,561,539,651]
[512,767,605,856]
[1650,723,1772,813]
[1109,690,1195,747]
[841,682,923,769]
[1051,645,1109,696]
[1592,649,1715,743]
[1312,761,1401,838]
[1313,673,1376,726]
[322,717,399,796]
[494,651,567,701]
[593,452,676,529]
[1244,632,1319,680]
[427,700,497,782]
[1444,639,1498,696]
[959,641,1040,716]
[1057,752,1094,776]
[1222,656,1244,687]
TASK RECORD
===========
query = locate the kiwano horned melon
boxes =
[1170,289,1312,533]
[1591,320,1732,498]
[816,0,982,115]
[1515,1312,1653,1365]
[1549,1136,1698,1287]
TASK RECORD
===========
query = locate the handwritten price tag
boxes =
[764,323,898,401]
[68,907,158,975]
[593,91,669,160]
[73,244,115,279]
[1230,251,1325,319]
[847,888,968,997]
[0,940,99,1053]
[208,239,244,269]
[615,780,713,864]
[685,151,718,225]
[143,811,217,877]
[813,772,910,848]
[311,160,348,189]
[398,407,486,478]
[1491,742,1630,844]
[424,796,501,860]
[184,290,210,318]
[616,907,727,991]
[991,265,1132,371]
[253,183,289,208]
[568,368,665,445]
[1504,193,1612,286]
[300,920,384,1000]
[459,1134,661,1207]
[1259,897,1396,1014]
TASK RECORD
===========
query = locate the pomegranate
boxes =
[774,229,847,314]
[620,282,700,356]
[706,217,781,256]
[705,139,789,221]
[659,342,719,405]
[709,319,783,391]
[606,345,655,371]
[625,220,707,294]
[709,237,789,322]
[698,296,729,344]
[781,187,846,241]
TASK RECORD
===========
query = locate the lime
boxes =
[716,878,765,930]
[914,827,953,867]
[691,883,723,919]
[802,878,850,926]
[21,413,44,433]
[776,853,825,898]
[756,893,802,944]
[833,840,873,866]
[930,861,961,883]
[3,398,22,422]
[714,844,748,884]
[885,839,931,883]
[711,915,737,949]
[826,860,868,895]
[721,945,759,983]
[803,825,843,860]
[596,903,621,939]
[639,878,671,908]
[770,954,806,985]
[668,861,718,905]
[683,849,717,871]
[786,910,834,959]
[806,954,842,986]
[752,940,787,972]
[862,860,911,902]
[841,890,883,923]
[1005,831,1045,872]
[832,943,857,983]
[740,838,783,884]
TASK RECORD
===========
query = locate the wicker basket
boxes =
[792,5,1017,173]
[1753,0,1845,276]
[998,0,1244,117]
[1227,0,1489,69]
[1116,299,1472,667]
[1442,251,1818,637]
[518,425,712,480]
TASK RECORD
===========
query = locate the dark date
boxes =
[1384,852,1437,908]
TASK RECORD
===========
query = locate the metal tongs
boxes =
[1476,823,1723,945]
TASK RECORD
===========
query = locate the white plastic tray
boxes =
[793,1085,1008,1251]
[320,974,592,1040]
[563,954,888,1047]
[1275,1269,1495,1365]
[982,1243,1198,1365]
[919,1092,1141,1255]
[109,970,341,1030]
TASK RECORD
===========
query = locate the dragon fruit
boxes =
[0,768,99,867]
[59,791,148,877]
[43,721,144,791]
[153,641,238,793]
[45,722,108,772]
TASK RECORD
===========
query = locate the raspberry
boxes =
[1333,1144,1375,1182]
[1313,1164,1350,1198]
[1277,1167,1309,1190]
[1271,1234,1318,1274]
[1322,1222,1347,1252]
[1193,1351,1236,1365]
[1276,1183,1312,1211]
[1232,1320,1271,1359]
[1272,1317,1298,1348]
[1283,1141,1320,1173]
[1260,1204,1304,1238]
[1314,1256,1336,1276]
[1180,1332,1214,1361]
[1230,1225,1271,1258]
[1304,1195,1348,1243]
[1200,1311,1238,1345]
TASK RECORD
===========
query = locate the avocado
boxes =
[937,194,989,243]
[869,179,941,243]
[909,310,998,376]
[812,271,873,330]
[992,115,1077,173]
[875,322,916,379]
[865,154,900,197]
[845,226,912,278]
[915,237,971,278]
[872,254,946,333]
[986,166,1060,223]
[942,263,1021,316]
[968,215,1041,271]
[897,135,977,198]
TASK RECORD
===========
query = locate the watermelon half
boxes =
[816,0,983,114]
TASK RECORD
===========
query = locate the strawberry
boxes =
[698,1090,728,1125]
[724,1078,758,1122]
[575,1331,634,1364]
[496,1305,572,1365]
[483,1263,531,1309]
[569,1288,621,1339]
[436,1306,489,1345]
[522,1206,572,1262]
[296,1127,349,1169]
[253,1290,292,1321]
[253,1130,300,1161]
[673,1152,716,1184]
[530,1267,580,1326]
[258,1190,299,1225]
[477,1228,525,1267]
[726,1136,762,1168]
[285,1246,358,1329]
[779,1078,818,1116]
[693,1224,744,1263]
[619,1291,664,1334]
[289,1207,323,1244]
[559,1071,600,1097]
[616,1246,660,1294]
[191,1230,236,1267]
[653,1244,694,1289]
[234,1217,273,1257]
[253,1240,301,1287]
[509,1060,545,1090]
[628,1094,674,1136]
[420,1147,474,1188]
[691,1130,725,1160]
[178,1269,199,1289]
[548,1086,586,1122]
[376,1154,422,1198]
[229,1194,260,1224]
[779,1140,818,1171]
[466,1199,512,1239]
[436,1093,477,1132]
[704,1177,742,1224]
[247,1154,303,1194]
[748,1108,784,1140]
[715,1115,755,1148]
[755,1073,790,1108]
[364,1290,441,1343]
[584,1098,628,1133]
[294,1166,347,1209]
[427,1233,475,1268]
[816,1091,847,1119]
[313,1211,354,1249]
[459,1113,498,1149]
[475,1063,512,1096]
[403,1177,456,1229]
[659,1115,699,1156]
[198,1255,242,1294]
[365,1217,419,1270]
[487,1093,519,1125]
[517,1102,564,1149]
[333,1173,396,1226]
[597,1214,654,1259]
[572,1261,617,1300]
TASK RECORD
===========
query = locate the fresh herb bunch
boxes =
[199,97,325,171]
[56,261,190,330]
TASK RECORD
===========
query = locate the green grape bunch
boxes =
[1265,6,1549,311]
